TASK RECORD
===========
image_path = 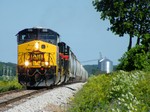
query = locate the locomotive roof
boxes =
[16,27,60,37]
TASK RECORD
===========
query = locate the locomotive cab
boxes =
[17,27,60,45]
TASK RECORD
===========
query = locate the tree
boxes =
[117,45,150,71]
[93,0,150,51]
[141,34,150,52]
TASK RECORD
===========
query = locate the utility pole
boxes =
[7,66,9,77]
[2,65,6,76]
[9,67,12,76]
[2,65,6,80]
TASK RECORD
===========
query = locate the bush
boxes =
[107,71,148,111]
[69,71,150,112]
[117,45,150,71]
[133,72,150,111]
[0,77,23,93]
[69,74,112,112]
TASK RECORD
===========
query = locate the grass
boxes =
[68,71,150,112]
[0,76,23,93]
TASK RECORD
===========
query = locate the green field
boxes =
[0,76,23,93]
[69,71,150,112]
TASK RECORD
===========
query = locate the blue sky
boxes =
[0,0,136,65]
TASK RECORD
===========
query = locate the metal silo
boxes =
[98,57,113,74]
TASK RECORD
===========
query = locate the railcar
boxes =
[16,27,88,87]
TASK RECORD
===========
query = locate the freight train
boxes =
[16,27,88,87]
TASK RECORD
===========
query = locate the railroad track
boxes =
[0,81,83,110]
[0,88,47,108]
[0,89,25,97]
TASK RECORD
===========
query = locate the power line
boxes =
[81,59,99,63]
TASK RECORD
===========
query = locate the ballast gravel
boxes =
[3,83,85,112]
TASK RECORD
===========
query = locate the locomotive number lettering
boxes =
[31,53,44,61]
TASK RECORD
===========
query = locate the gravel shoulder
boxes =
[3,83,85,112]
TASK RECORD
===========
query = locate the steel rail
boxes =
[0,88,47,108]
[0,89,25,97]
[0,81,84,108]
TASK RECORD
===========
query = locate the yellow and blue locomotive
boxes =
[16,27,88,87]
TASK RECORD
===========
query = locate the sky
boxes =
[0,0,136,65]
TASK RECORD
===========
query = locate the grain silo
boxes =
[98,57,113,73]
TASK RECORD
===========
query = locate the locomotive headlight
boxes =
[25,61,29,67]
[45,62,49,66]
[35,42,39,50]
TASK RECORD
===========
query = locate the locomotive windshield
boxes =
[17,28,60,45]
[39,33,58,45]
[18,33,37,44]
